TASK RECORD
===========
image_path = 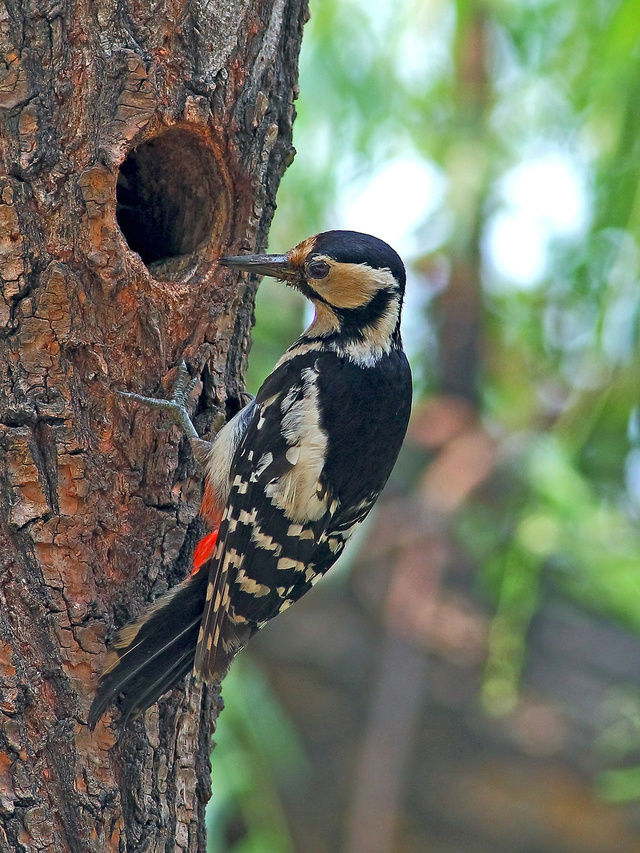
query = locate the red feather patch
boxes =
[192,530,219,574]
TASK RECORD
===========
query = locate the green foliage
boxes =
[210,0,640,840]
[245,280,306,394]
[207,659,306,852]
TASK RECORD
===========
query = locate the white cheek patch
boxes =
[315,263,396,309]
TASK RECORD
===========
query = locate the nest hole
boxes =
[116,129,221,271]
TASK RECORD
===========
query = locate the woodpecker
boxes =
[88,230,412,728]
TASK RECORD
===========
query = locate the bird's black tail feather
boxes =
[88,567,209,729]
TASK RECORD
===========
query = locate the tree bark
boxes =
[0,0,307,849]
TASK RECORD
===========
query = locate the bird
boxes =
[88,230,412,728]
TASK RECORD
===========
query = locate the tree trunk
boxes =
[0,0,306,849]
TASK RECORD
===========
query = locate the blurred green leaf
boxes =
[214,0,640,839]
[207,658,306,852]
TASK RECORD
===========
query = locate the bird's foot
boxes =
[118,361,200,440]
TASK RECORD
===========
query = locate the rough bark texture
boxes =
[0,0,307,849]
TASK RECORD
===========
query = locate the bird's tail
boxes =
[88,565,209,729]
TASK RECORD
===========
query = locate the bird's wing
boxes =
[193,361,337,681]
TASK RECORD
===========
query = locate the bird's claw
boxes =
[117,361,200,440]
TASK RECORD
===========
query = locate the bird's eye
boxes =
[307,260,330,279]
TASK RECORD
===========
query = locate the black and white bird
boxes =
[89,230,412,728]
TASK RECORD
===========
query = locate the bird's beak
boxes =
[219,253,297,281]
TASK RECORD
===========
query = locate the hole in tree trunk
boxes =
[116,129,221,276]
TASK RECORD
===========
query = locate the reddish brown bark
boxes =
[0,0,307,849]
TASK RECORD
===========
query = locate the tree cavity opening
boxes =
[116,130,221,271]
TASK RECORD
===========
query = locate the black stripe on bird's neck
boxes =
[296,288,403,362]
[332,288,398,341]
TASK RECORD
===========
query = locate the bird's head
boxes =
[220,230,406,353]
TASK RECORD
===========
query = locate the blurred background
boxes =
[207,0,640,850]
